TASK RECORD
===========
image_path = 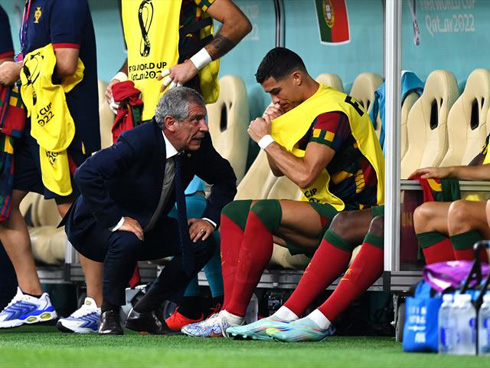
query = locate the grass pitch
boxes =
[0,326,488,368]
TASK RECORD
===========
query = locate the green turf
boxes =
[0,326,488,368]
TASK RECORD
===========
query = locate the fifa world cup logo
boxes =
[23,52,43,106]
[138,0,154,57]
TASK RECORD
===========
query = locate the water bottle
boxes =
[452,294,476,356]
[478,294,490,356]
[245,293,258,324]
[438,294,454,354]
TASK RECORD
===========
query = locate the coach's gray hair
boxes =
[154,87,205,129]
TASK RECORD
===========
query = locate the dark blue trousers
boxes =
[69,217,215,306]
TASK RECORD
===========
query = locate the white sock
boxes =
[306,309,331,330]
[273,306,299,322]
[222,310,244,326]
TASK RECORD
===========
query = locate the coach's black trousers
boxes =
[69,217,215,307]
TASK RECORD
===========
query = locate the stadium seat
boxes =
[206,75,250,183]
[439,68,490,166]
[234,150,280,201]
[315,73,344,92]
[349,72,384,114]
[349,72,384,137]
[401,70,459,179]
[400,91,420,159]
[18,193,63,265]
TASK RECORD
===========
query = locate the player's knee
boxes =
[222,200,249,218]
[329,211,356,238]
[250,199,282,232]
[448,200,470,223]
[448,200,476,232]
[413,203,433,233]
[221,200,252,229]
[368,216,384,237]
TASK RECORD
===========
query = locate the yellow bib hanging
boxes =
[20,44,83,152]
[271,84,385,211]
[20,43,84,196]
[122,0,219,121]
[197,13,220,104]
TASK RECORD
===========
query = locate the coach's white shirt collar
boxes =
[162,131,179,159]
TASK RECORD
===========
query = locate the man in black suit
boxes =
[64,87,237,335]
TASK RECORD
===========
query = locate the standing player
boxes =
[0,5,19,311]
[0,0,101,329]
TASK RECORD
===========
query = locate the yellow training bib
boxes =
[123,0,220,120]
[20,43,84,196]
[123,0,181,121]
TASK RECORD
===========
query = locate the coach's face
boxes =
[261,71,304,112]
[169,103,208,151]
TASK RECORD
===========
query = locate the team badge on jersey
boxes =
[34,7,42,24]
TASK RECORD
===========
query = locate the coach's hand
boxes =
[119,217,144,241]
[188,218,214,243]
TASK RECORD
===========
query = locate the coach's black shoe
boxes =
[125,308,175,335]
[98,310,124,335]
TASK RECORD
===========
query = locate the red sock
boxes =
[284,232,352,317]
[416,231,455,264]
[220,215,245,311]
[319,239,383,322]
[450,230,488,263]
[227,211,274,317]
[453,248,489,262]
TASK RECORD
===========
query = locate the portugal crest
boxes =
[34,7,42,23]
[323,0,335,28]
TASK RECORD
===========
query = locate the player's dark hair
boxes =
[255,47,307,84]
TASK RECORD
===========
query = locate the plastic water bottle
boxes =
[245,293,258,324]
[438,294,455,354]
[452,294,476,356]
[478,294,490,356]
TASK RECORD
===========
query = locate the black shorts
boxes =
[13,123,90,200]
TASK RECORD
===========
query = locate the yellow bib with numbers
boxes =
[20,43,84,196]
[122,0,219,121]
[271,84,385,211]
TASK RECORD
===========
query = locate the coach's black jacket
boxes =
[64,119,237,242]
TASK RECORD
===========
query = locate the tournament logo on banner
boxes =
[315,0,350,45]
